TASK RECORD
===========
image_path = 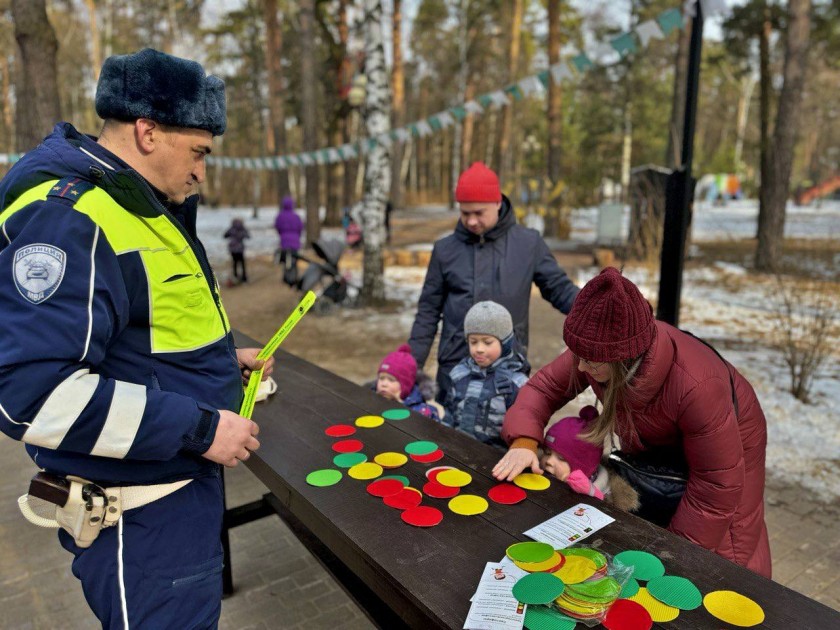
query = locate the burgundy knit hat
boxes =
[455,162,501,203]
[543,406,602,478]
[563,267,655,363]
[378,344,417,399]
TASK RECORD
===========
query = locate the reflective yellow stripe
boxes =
[2,180,229,352]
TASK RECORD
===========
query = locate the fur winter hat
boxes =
[96,48,226,136]
[464,301,513,343]
[378,344,417,399]
[563,267,655,363]
[455,162,501,203]
[543,405,602,478]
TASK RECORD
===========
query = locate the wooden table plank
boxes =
[239,335,840,629]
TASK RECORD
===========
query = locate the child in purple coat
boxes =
[275,195,304,279]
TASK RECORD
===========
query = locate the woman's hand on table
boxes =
[492,448,543,482]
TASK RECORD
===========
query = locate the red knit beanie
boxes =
[544,406,602,478]
[378,344,417,399]
[563,268,655,362]
[455,162,501,203]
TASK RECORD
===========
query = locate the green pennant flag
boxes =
[572,53,593,72]
[409,124,419,137]
[367,138,377,150]
[478,94,494,108]
[611,32,637,57]
[428,116,442,131]
[537,70,551,88]
[503,84,523,100]
[657,8,684,36]
[450,106,467,120]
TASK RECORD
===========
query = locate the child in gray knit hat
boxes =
[443,301,529,449]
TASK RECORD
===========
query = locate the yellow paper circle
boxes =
[355,415,385,428]
[373,452,408,468]
[552,555,597,584]
[703,590,765,627]
[436,469,473,488]
[448,494,489,515]
[513,551,563,573]
[513,473,550,490]
[348,462,384,480]
[628,587,680,622]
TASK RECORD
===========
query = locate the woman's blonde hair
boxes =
[579,355,644,446]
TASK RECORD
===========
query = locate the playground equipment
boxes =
[795,173,840,205]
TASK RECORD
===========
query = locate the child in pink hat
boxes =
[542,406,639,510]
[375,345,441,420]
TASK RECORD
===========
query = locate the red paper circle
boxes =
[401,506,443,527]
[426,466,455,481]
[422,480,461,499]
[383,488,423,510]
[602,599,653,630]
[332,439,364,453]
[410,449,444,463]
[325,424,356,437]
[488,483,527,505]
[366,479,406,498]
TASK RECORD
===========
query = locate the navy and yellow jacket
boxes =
[0,123,242,486]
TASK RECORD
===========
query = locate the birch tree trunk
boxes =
[299,0,321,245]
[263,0,290,200]
[12,0,61,151]
[83,0,102,82]
[756,0,812,271]
[359,0,391,304]
[389,0,405,210]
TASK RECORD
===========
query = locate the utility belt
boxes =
[18,472,191,548]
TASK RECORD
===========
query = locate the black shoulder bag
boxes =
[607,332,739,527]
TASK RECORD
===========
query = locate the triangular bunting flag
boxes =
[488,90,509,108]
[571,53,593,72]
[428,116,442,131]
[450,105,467,120]
[464,100,484,115]
[657,8,684,35]
[550,62,573,84]
[437,111,455,128]
[611,32,637,57]
[394,128,411,142]
[593,42,617,61]
[518,75,542,96]
[299,154,314,166]
[377,133,393,147]
[415,120,433,137]
[503,85,523,100]
[636,19,664,47]
[537,70,551,87]
[477,94,494,108]
[328,148,341,163]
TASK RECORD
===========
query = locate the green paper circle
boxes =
[614,550,665,581]
[619,577,640,599]
[379,475,410,486]
[333,452,368,468]
[512,573,566,605]
[382,408,410,420]
[306,469,343,487]
[507,541,555,564]
[404,440,438,456]
[563,547,607,569]
[523,605,577,630]
[647,575,703,610]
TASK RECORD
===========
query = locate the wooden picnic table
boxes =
[233,333,840,629]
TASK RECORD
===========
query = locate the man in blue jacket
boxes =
[0,49,271,627]
[408,162,579,402]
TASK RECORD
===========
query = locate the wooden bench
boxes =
[223,332,840,629]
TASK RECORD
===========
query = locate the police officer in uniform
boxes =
[0,49,270,627]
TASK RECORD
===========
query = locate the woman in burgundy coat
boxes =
[493,268,771,577]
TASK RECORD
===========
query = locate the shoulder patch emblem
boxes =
[13,243,67,304]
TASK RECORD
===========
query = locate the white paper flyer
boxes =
[523,503,615,548]
[463,561,527,630]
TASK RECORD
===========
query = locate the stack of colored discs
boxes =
[553,576,621,621]
[511,550,565,573]
[564,547,608,579]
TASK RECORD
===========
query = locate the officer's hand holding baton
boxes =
[202,410,260,467]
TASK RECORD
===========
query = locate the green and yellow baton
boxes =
[239,291,316,418]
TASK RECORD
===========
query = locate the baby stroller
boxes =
[292,238,356,310]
